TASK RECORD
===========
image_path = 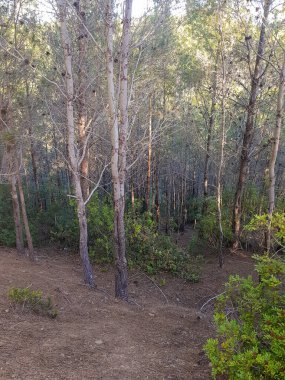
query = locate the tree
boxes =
[57,0,94,287]
[266,51,285,250]
[232,0,272,248]
[106,0,133,300]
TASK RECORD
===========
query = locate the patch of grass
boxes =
[8,287,58,318]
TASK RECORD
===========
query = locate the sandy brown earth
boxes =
[0,237,254,380]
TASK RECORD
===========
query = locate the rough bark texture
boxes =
[25,82,41,209]
[106,0,133,300]
[145,95,152,211]
[75,0,89,201]
[232,0,271,247]
[203,62,217,208]
[10,175,24,254]
[217,17,226,268]
[58,0,94,287]
[266,52,285,250]
[17,171,34,260]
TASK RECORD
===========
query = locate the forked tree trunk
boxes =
[266,52,285,251]
[58,0,94,287]
[106,0,133,300]
[232,0,271,247]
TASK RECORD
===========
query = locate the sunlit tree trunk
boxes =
[75,0,89,201]
[217,11,226,268]
[266,52,285,251]
[203,60,217,214]
[232,0,271,248]
[58,0,94,287]
[106,0,133,300]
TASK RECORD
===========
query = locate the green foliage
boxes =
[246,212,285,246]
[126,210,201,282]
[0,185,16,247]
[199,196,233,245]
[204,255,285,379]
[87,194,114,263]
[8,287,58,318]
[41,198,78,247]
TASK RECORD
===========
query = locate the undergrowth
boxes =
[8,287,58,318]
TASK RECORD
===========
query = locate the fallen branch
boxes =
[200,291,226,312]
[143,273,169,304]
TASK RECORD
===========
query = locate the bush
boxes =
[87,194,114,263]
[245,212,285,250]
[204,255,285,379]
[0,185,16,247]
[8,287,58,318]
[126,210,201,282]
[199,196,233,245]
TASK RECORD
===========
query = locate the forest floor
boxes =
[0,229,255,380]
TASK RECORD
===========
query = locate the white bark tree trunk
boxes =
[266,52,285,251]
[57,0,94,287]
[106,0,133,300]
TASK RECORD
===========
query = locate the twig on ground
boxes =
[143,273,169,304]
[200,291,226,312]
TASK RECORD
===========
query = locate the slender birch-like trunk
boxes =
[58,0,94,287]
[75,0,89,200]
[232,0,271,247]
[203,60,217,213]
[25,82,41,209]
[217,13,226,268]
[106,0,133,300]
[266,52,285,251]
[145,95,152,211]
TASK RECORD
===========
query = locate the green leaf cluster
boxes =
[204,255,285,379]
[8,287,58,318]
[126,209,201,282]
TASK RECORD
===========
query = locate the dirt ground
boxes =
[0,234,254,380]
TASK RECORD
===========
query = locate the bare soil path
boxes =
[0,234,254,380]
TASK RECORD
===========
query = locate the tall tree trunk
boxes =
[155,154,160,228]
[106,0,133,300]
[203,61,217,213]
[266,52,285,251]
[58,0,94,287]
[16,171,34,260]
[232,0,271,248]
[25,81,41,209]
[145,95,152,211]
[75,0,89,201]
[217,13,226,268]
[10,175,24,254]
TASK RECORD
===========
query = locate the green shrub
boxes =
[199,196,233,245]
[0,185,16,247]
[126,210,201,282]
[87,194,114,263]
[246,212,285,248]
[204,255,285,379]
[8,287,58,318]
